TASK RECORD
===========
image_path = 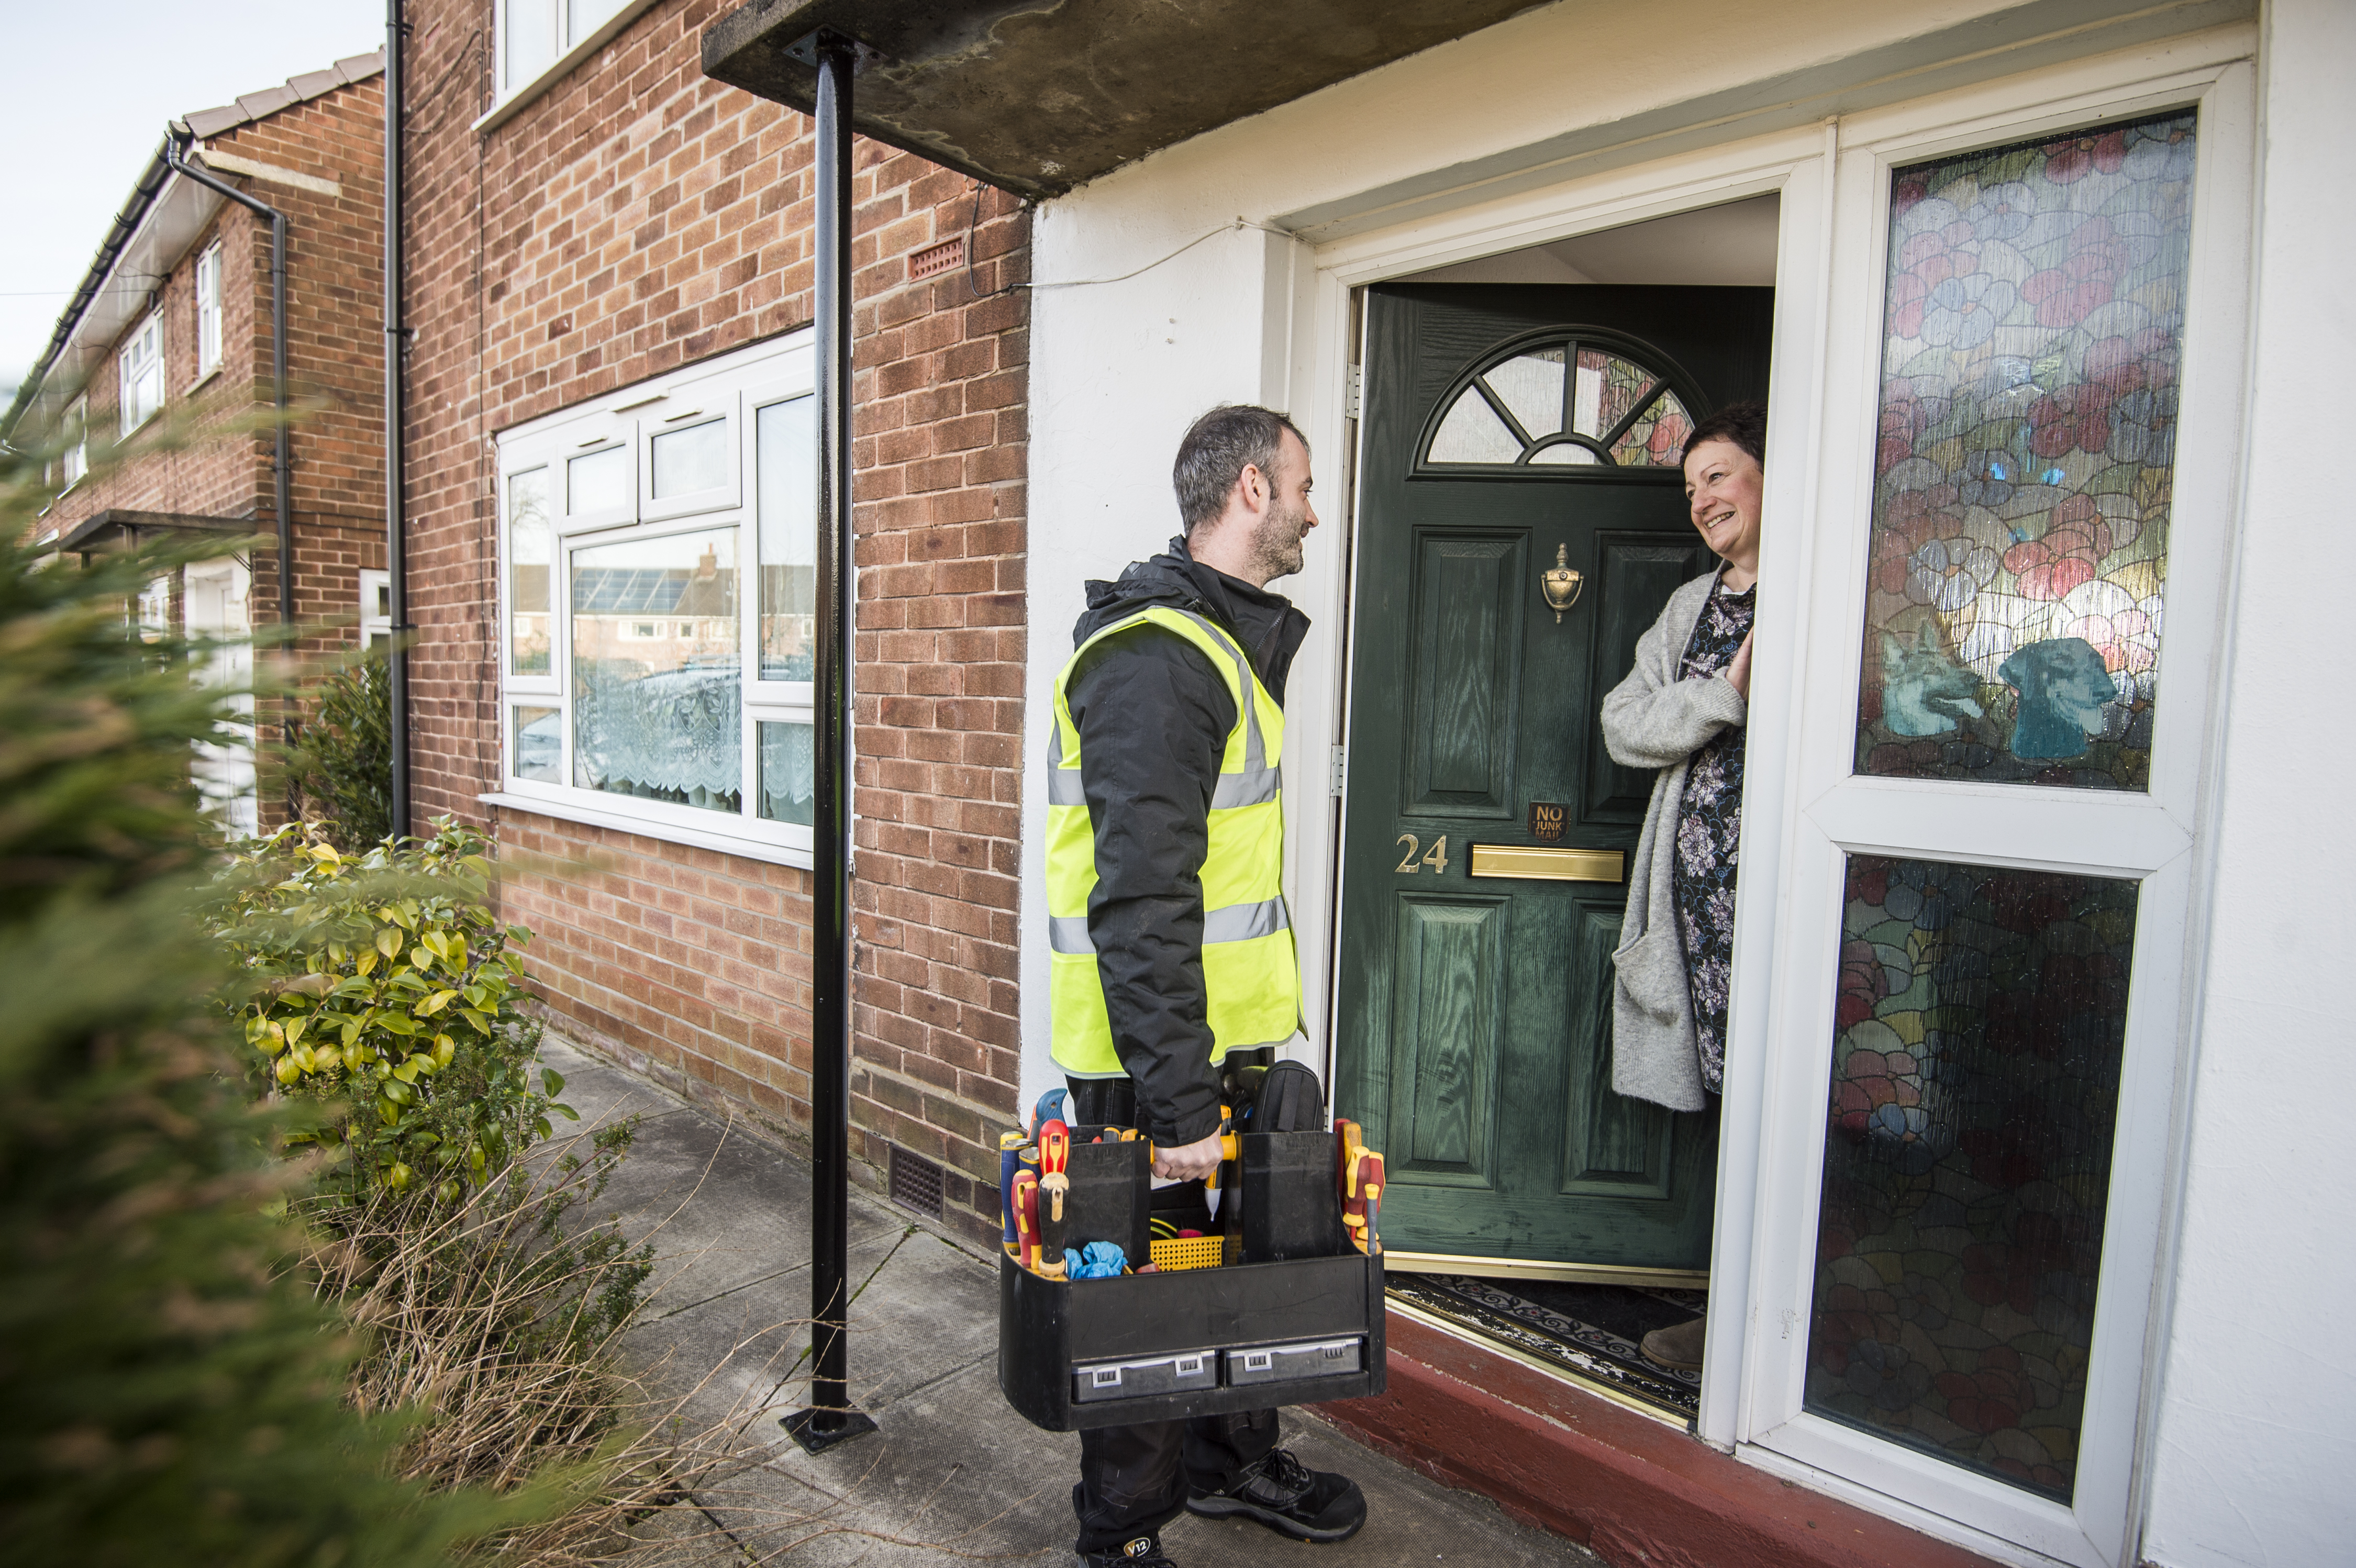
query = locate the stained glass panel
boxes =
[1422,338,1693,470]
[1574,347,1654,438]
[1806,855,2137,1502]
[1854,111,2196,791]
[1606,388,1692,468]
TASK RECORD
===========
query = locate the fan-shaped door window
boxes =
[1424,338,1696,470]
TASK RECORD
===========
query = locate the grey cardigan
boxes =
[1599,571,1749,1113]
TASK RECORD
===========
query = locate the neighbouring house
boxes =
[6,52,391,833]
[401,0,2353,1566]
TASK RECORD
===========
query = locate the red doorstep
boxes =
[1321,1308,2002,1568]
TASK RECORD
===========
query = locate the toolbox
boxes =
[997,1111,1387,1432]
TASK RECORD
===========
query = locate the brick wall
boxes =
[43,206,261,530]
[403,0,1030,1245]
[44,72,388,657]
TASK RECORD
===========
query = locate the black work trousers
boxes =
[1063,1077,1280,1553]
[1074,1408,1281,1552]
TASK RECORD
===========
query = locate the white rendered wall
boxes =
[1011,0,2150,1120]
[2141,0,2356,1561]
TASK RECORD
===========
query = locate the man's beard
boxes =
[1248,496,1308,582]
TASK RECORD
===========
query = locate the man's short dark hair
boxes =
[1681,399,1767,468]
[1174,405,1306,532]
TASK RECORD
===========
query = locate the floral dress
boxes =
[1672,578,1754,1095]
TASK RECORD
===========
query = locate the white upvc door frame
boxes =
[1291,116,1835,1439]
[1735,45,2257,1568]
[1275,20,2255,1568]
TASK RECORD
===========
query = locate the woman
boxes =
[1599,401,1764,1371]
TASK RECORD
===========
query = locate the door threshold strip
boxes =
[1385,1296,1689,1429]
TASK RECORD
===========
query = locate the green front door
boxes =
[1335,283,1773,1275]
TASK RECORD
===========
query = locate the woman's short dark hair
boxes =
[1681,400,1767,468]
[1174,405,1306,531]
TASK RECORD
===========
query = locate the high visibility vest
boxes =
[1046,606,1301,1078]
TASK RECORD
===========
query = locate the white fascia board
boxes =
[56,171,225,384]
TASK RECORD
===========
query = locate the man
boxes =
[1043,405,1367,1566]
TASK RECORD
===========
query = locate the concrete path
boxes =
[543,1037,1599,1567]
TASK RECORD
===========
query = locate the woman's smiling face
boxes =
[1683,437,1764,576]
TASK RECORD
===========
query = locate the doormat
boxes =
[1386,1273,1707,1421]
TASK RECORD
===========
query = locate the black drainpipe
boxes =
[165,127,293,635]
[385,0,411,840]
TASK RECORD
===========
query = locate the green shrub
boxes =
[0,453,521,1563]
[290,658,393,850]
[210,819,576,1202]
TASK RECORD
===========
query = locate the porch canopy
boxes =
[701,0,1535,199]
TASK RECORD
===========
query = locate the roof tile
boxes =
[235,85,299,119]
[182,106,246,138]
[335,50,387,83]
[287,68,344,99]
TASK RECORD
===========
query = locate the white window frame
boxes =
[1285,23,2254,1568]
[359,569,392,648]
[479,0,662,132]
[61,395,88,489]
[1735,49,2255,1568]
[119,311,165,435]
[193,243,224,384]
[486,330,820,866]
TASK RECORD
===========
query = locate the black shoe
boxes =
[1185,1447,1366,1543]
[1077,1536,1176,1566]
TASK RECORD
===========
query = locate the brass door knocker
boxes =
[1541,543,1584,623]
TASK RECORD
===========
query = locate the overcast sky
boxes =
[0,2,383,405]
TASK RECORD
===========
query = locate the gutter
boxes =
[163,127,295,635]
[0,145,174,446]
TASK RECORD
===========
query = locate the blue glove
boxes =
[1064,1241,1129,1279]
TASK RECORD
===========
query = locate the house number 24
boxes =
[1394,834,1449,875]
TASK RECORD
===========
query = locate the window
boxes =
[496,0,638,101]
[61,396,88,488]
[1853,112,2194,793]
[359,569,392,648]
[1421,335,1695,469]
[493,332,817,861]
[194,244,223,380]
[118,312,164,434]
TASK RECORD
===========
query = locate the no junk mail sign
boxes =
[1528,802,1566,841]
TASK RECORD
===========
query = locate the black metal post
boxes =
[781,29,874,1456]
[385,0,412,841]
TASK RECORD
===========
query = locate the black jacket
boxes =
[1064,537,1311,1147]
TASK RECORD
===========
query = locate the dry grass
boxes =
[301,1117,1050,1566]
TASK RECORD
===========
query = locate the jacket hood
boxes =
[1074,537,1312,699]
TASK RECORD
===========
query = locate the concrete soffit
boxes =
[699,0,1544,201]
[1270,0,2259,243]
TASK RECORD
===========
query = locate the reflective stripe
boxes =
[1050,897,1288,955]
[1047,766,1087,806]
[1210,764,1281,809]
[1173,611,1266,775]
[1204,896,1290,944]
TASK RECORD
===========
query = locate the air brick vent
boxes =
[888,1145,945,1219]
[908,236,964,281]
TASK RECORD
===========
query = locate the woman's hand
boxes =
[1725,630,1754,700]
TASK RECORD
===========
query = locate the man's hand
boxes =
[1152,1130,1226,1183]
